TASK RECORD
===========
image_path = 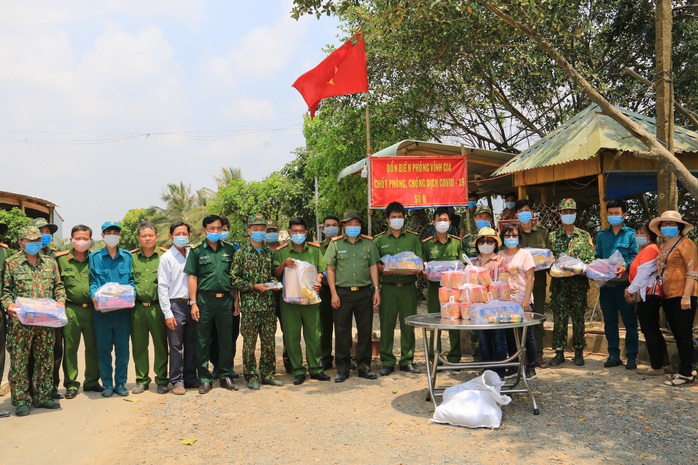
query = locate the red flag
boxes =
[292,32,368,118]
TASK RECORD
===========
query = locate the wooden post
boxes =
[656,0,677,212]
[598,173,608,229]
[517,186,527,202]
[540,186,548,205]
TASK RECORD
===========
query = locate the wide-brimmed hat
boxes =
[29,218,58,234]
[471,226,502,246]
[649,210,694,236]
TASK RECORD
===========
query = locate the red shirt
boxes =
[628,243,659,283]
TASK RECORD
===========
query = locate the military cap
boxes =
[28,218,58,234]
[558,198,577,210]
[474,205,493,217]
[101,221,122,232]
[18,225,41,241]
[266,219,279,230]
[341,210,363,223]
[248,213,267,227]
[0,222,7,236]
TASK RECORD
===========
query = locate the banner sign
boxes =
[370,156,468,209]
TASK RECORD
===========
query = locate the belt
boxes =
[337,285,371,292]
[200,291,228,298]
[170,298,189,303]
[68,301,92,308]
[138,300,158,307]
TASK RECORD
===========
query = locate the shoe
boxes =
[335,372,349,383]
[172,385,186,395]
[573,350,585,366]
[156,384,169,394]
[247,380,260,390]
[399,363,421,374]
[64,389,78,400]
[310,372,330,381]
[198,382,212,394]
[101,387,114,397]
[293,375,306,385]
[115,385,129,397]
[502,368,518,380]
[321,360,333,371]
[83,384,105,393]
[15,405,30,417]
[663,373,695,387]
[525,367,538,380]
[261,377,284,387]
[638,367,664,376]
[549,351,565,367]
[535,358,549,369]
[379,366,394,376]
[231,370,240,379]
[37,399,61,410]
[604,357,623,368]
[358,370,377,380]
[50,388,63,400]
[220,377,239,391]
[0,410,10,418]
[625,359,637,370]
[184,381,201,389]
[132,384,149,394]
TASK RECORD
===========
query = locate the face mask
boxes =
[324,226,339,238]
[504,202,515,210]
[468,201,477,209]
[70,239,92,253]
[206,232,222,242]
[660,226,679,238]
[561,213,576,225]
[635,236,648,247]
[607,215,624,227]
[503,237,519,249]
[220,231,230,241]
[475,220,491,230]
[478,243,495,255]
[435,221,450,234]
[517,211,532,224]
[291,234,306,245]
[251,231,266,243]
[24,241,42,255]
[265,232,279,243]
[103,235,120,248]
[173,236,189,248]
[41,234,52,247]
[389,218,404,231]
[345,226,361,238]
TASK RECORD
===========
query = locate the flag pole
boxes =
[365,91,372,235]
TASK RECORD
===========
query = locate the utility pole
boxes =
[656,0,677,212]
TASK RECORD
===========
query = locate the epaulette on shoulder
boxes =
[331,236,343,241]
[189,241,202,249]
[130,248,139,254]
[159,246,168,253]
[0,242,7,249]
[307,241,320,247]
[407,230,419,235]
[361,234,373,240]
[374,231,386,237]
[221,239,234,246]
[422,236,434,243]
[276,243,289,251]
[449,234,461,240]
[55,250,70,258]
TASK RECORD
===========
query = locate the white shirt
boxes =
[157,246,190,319]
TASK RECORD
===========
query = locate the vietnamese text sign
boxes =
[370,156,468,208]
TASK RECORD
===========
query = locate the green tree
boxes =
[120,208,152,250]
[0,208,31,248]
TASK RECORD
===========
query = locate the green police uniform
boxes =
[184,239,236,383]
[318,238,334,367]
[131,246,169,387]
[422,234,464,363]
[273,241,326,376]
[520,224,551,359]
[56,249,100,392]
[374,229,423,369]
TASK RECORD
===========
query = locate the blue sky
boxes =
[0,0,340,237]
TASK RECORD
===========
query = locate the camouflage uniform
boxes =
[1,227,66,409]
[0,239,9,387]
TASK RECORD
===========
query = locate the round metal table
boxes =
[406,312,546,415]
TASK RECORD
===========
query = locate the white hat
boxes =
[649,210,694,236]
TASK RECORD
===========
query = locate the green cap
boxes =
[342,210,363,223]
[265,219,279,230]
[248,213,267,227]
[558,198,577,210]
[18,226,41,241]
[474,205,493,217]
[28,218,58,234]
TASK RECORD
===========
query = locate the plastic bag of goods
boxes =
[486,301,525,323]
[466,303,499,324]
[488,282,511,301]
[459,302,472,319]
[381,251,423,275]
[586,250,626,287]
[15,297,68,328]
[525,248,554,271]
[94,283,135,311]
[440,297,461,320]
[439,287,461,303]
[283,259,321,305]
[441,270,468,289]
[425,260,464,282]
[468,284,488,303]
[549,254,587,277]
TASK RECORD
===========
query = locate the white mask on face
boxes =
[389,218,405,231]
[103,235,120,248]
[478,243,495,255]
[435,221,450,234]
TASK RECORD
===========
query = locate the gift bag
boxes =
[94,283,135,311]
[15,297,68,328]
[549,254,587,277]
[525,248,554,271]
[586,250,626,287]
[282,259,321,305]
[425,260,464,282]
[381,251,423,275]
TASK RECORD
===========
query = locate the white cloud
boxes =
[221,98,276,123]
[106,0,205,25]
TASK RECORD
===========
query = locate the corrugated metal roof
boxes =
[493,104,698,176]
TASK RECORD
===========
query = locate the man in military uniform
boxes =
[184,214,238,394]
[374,202,423,376]
[515,199,551,368]
[56,224,104,399]
[265,218,292,374]
[232,214,283,390]
[0,221,10,403]
[461,205,493,258]
[273,217,330,385]
[324,210,380,382]
[318,215,340,370]
[130,222,169,394]
[458,192,478,239]
[423,207,464,363]
[548,199,595,367]
[2,226,66,416]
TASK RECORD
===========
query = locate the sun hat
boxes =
[471,226,502,246]
[649,210,693,236]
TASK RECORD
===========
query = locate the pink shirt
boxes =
[500,249,535,304]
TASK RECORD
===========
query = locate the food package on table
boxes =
[381,252,423,275]
[14,297,68,328]
[465,303,499,324]
[441,270,468,289]
[283,260,319,305]
[549,254,587,278]
[425,260,464,282]
[525,248,554,271]
[586,250,626,287]
[464,284,488,303]
[439,287,461,303]
[94,283,135,311]
[488,282,511,301]
[440,297,461,320]
[459,302,472,319]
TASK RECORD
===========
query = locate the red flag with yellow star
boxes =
[292,32,368,118]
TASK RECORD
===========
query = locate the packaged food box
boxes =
[94,283,135,312]
[381,252,423,275]
[425,261,464,282]
[15,297,68,328]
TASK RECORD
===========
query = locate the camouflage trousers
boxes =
[549,276,588,351]
[7,318,55,407]
[241,309,277,381]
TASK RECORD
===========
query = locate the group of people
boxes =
[0,195,696,418]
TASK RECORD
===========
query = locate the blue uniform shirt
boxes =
[595,224,638,263]
[88,247,136,298]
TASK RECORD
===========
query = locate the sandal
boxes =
[663,374,695,387]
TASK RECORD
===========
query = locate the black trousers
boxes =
[662,296,697,377]
[636,298,668,369]
[334,287,373,374]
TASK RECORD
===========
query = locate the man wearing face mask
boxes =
[374,202,423,376]
[595,198,639,369]
[458,192,479,239]
[548,199,595,367]
[56,224,103,399]
[2,226,66,416]
[462,204,494,259]
[273,217,329,385]
[265,218,292,374]
[0,222,9,402]
[318,215,340,369]
[89,221,135,397]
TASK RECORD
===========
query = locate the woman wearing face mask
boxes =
[500,192,517,221]
[649,211,698,386]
